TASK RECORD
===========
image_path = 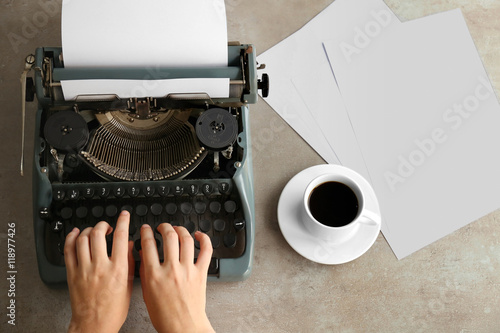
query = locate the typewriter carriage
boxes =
[28,44,264,183]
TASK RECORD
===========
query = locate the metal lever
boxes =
[20,54,35,176]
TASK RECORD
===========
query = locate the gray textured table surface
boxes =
[0,0,499,332]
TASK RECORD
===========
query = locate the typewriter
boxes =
[21,44,269,284]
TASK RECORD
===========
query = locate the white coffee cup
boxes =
[302,171,381,244]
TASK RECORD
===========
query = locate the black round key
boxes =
[218,182,230,194]
[180,202,192,215]
[173,185,184,196]
[184,220,196,234]
[157,185,169,196]
[121,205,133,214]
[114,186,125,198]
[68,189,79,200]
[188,184,199,196]
[211,235,220,248]
[224,200,237,214]
[223,233,236,248]
[128,186,140,197]
[233,218,245,232]
[84,187,95,198]
[194,240,200,249]
[199,220,211,233]
[75,206,88,219]
[60,207,73,219]
[202,183,214,196]
[209,201,221,214]
[151,203,163,216]
[52,220,63,233]
[92,206,104,218]
[39,207,50,220]
[136,204,148,217]
[105,205,118,217]
[144,185,155,197]
[53,189,65,201]
[194,202,207,214]
[213,219,225,232]
[99,187,110,198]
[165,203,177,215]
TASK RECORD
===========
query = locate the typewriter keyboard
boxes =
[40,179,246,276]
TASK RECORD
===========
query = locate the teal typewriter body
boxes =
[25,44,268,284]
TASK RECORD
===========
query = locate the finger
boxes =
[64,228,81,273]
[194,231,213,271]
[89,221,113,262]
[175,226,194,265]
[76,227,93,264]
[140,224,160,269]
[157,223,179,264]
[111,211,131,262]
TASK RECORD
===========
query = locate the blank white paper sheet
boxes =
[324,9,500,258]
[60,0,230,100]
[257,0,400,173]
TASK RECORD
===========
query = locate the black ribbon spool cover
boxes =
[195,108,238,151]
[43,110,89,153]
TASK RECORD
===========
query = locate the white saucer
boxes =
[277,164,381,264]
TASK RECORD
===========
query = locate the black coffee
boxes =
[308,181,359,227]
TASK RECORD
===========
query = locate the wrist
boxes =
[68,317,120,333]
[68,318,88,333]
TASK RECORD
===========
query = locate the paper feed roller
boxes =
[31,44,267,107]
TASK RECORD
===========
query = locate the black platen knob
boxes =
[258,73,269,98]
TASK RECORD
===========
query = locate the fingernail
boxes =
[120,210,130,216]
[141,224,151,229]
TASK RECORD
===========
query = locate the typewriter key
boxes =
[165,203,177,215]
[224,200,237,214]
[213,219,225,232]
[180,202,193,215]
[105,205,118,217]
[195,202,207,215]
[60,207,73,220]
[91,206,104,218]
[199,220,211,233]
[209,201,221,214]
[150,203,163,216]
[223,233,236,248]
